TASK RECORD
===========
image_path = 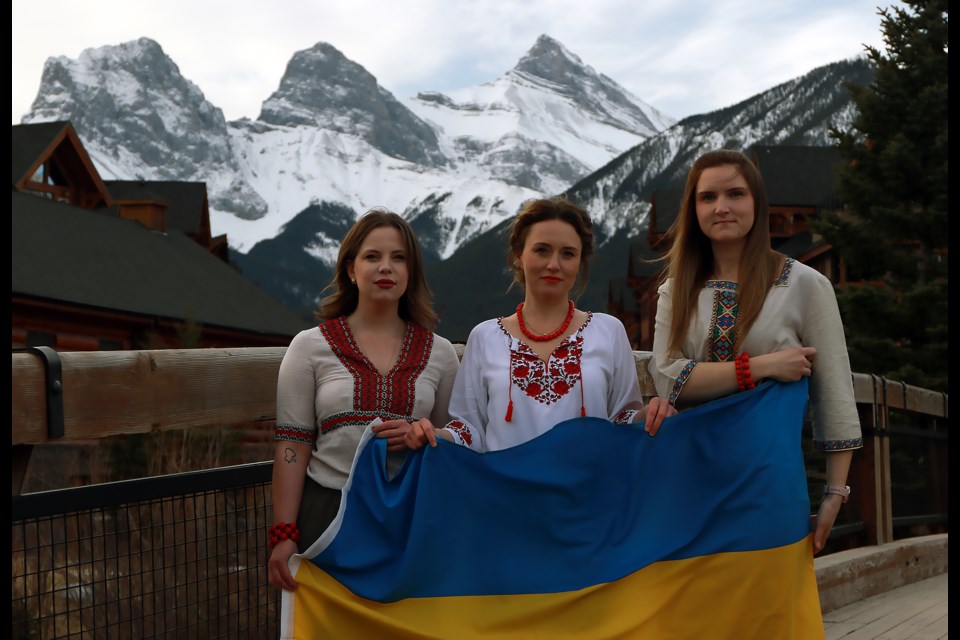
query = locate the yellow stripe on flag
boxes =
[286,535,822,639]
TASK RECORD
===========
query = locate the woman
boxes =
[268,209,460,591]
[404,196,674,453]
[648,149,863,554]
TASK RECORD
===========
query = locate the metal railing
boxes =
[12,462,275,639]
[10,347,948,637]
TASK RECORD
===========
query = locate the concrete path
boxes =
[823,572,947,639]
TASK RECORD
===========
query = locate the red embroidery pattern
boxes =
[320,318,433,419]
[510,337,584,406]
[274,424,316,443]
[446,420,473,446]
[320,410,413,435]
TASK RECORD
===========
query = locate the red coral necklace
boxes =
[516,299,575,342]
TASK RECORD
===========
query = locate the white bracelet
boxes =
[823,485,851,503]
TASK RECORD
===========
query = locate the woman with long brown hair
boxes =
[267,208,460,591]
[648,149,862,554]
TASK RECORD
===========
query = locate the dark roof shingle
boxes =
[12,190,309,338]
[105,180,209,236]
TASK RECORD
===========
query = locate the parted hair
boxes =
[660,149,785,354]
[506,196,595,295]
[317,208,438,331]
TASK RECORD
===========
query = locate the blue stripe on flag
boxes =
[308,378,810,602]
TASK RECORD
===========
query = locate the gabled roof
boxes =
[11,122,112,208]
[11,121,71,186]
[105,180,209,236]
[772,231,827,260]
[12,190,309,338]
[749,145,842,209]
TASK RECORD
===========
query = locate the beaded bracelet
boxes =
[268,522,301,549]
[737,353,757,391]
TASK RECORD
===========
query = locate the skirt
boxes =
[296,478,342,549]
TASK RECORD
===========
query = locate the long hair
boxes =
[506,197,595,296]
[660,149,784,354]
[317,208,438,331]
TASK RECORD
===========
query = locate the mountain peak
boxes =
[22,36,269,221]
[503,35,675,139]
[513,34,587,84]
[258,41,446,166]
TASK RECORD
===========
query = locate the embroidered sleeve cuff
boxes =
[813,437,863,451]
[613,409,639,424]
[443,420,474,448]
[274,424,316,444]
[668,361,698,406]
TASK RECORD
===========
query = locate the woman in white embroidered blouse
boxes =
[647,149,863,555]
[267,209,460,592]
[403,197,675,453]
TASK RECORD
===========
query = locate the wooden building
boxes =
[611,145,848,350]
[12,121,310,352]
[104,179,230,262]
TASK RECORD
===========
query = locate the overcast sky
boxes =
[12,0,897,125]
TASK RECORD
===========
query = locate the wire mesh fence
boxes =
[12,462,278,639]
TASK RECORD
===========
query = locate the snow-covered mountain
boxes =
[23,38,269,221]
[425,57,875,339]
[568,57,871,242]
[21,34,675,259]
[19,35,873,337]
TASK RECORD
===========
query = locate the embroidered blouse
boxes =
[649,258,862,451]
[442,312,644,452]
[275,317,460,489]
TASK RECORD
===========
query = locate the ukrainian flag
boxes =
[280,379,823,639]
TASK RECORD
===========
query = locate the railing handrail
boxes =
[11,347,948,445]
[12,346,948,547]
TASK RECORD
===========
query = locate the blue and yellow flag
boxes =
[280,379,823,639]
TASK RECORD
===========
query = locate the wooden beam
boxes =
[851,373,947,417]
[12,348,286,445]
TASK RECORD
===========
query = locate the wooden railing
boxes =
[11,347,949,546]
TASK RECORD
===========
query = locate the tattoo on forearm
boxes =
[283,448,296,464]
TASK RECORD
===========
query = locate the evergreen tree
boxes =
[816,0,947,391]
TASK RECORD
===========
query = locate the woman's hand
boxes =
[642,396,677,437]
[811,494,843,555]
[403,418,455,450]
[753,347,817,382]
[268,539,300,591]
[373,419,414,452]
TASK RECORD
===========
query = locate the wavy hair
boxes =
[317,208,438,331]
[506,196,595,296]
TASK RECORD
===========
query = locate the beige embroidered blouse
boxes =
[275,318,460,489]
[649,258,862,451]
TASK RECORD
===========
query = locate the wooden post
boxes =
[874,377,894,544]
[851,374,894,546]
[855,400,881,546]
